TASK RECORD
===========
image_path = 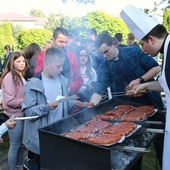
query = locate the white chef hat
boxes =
[120,5,159,41]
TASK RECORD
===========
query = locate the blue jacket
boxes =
[94,46,163,108]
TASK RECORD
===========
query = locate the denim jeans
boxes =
[8,120,25,170]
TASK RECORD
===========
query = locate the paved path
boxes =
[0,150,27,170]
[0,156,8,170]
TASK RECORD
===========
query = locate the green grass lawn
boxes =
[142,143,161,170]
[0,133,161,170]
[0,133,9,161]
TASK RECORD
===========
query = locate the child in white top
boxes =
[77,46,97,101]
[0,118,16,143]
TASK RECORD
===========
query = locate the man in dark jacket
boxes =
[90,33,165,169]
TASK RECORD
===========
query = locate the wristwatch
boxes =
[140,77,145,84]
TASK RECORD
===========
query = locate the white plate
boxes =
[14,116,40,120]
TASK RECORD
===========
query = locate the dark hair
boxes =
[113,37,118,46]
[127,33,135,40]
[142,24,168,41]
[4,45,11,50]
[76,46,94,80]
[53,27,68,39]
[115,33,123,42]
[0,52,29,87]
[23,43,41,79]
[23,43,41,60]
[95,33,113,49]
[101,30,110,34]
[87,28,97,37]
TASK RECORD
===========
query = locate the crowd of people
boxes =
[0,5,169,169]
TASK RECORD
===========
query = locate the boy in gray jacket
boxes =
[22,47,72,169]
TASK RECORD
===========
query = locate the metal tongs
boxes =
[111,90,146,97]
[125,89,147,96]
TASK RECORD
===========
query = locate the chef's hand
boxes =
[76,101,94,108]
[132,84,146,94]
[126,78,140,91]
[126,84,146,97]
[0,137,3,143]
[5,118,16,129]
[87,102,94,108]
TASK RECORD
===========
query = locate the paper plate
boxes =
[14,116,39,120]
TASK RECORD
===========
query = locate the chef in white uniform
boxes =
[120,5,170,170]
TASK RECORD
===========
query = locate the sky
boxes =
[0,0,166,18]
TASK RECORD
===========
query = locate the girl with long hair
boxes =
[76,46,97,102]
[0,51,28,170]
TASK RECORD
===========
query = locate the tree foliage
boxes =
[17,28,52,50]
[11,24,24,50]
[44,13,60,32]
[30,9,46,17]
[58,14,71,29]
[69,17,87,36]
[84,11,129,40]
[44,10,130,42]
[144,0,170,14]
[163,9,170,32]
[0,23,13,58]
[44,13,72,32]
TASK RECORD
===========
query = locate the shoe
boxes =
[23,157,38,170]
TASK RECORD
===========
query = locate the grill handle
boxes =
[143,121,165,125]
[112,146,150,153]
[143,128,165,134]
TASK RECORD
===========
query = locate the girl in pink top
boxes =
[0,51,28,170]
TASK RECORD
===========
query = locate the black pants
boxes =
[34,154,41,170]
[27,150,40,170]
[28,150,34,159]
